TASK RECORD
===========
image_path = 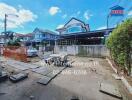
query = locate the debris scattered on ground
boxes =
[64,60,75,67]
[99,82,122,99]
[44,57,54,65]
[90,68,96,72]
[9,73,28,83]
[89,68,97,74]
[112,74,121,80]
[0,56,130,100]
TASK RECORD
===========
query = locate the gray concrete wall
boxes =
[55,45,109,57]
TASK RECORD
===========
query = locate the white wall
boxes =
[55,45,109,57]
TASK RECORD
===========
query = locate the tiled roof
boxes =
[110,5,124,10]
[15,33,33,37]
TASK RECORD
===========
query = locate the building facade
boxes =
[56,18,113,45]
[32,28,58,45]
[56,17,90,35]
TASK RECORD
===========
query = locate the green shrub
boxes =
[106,18,132,75]
[7,38,21,47]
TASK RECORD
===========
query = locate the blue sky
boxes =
[0,0,131,34]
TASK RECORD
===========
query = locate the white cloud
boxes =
[0,3,37,29]
[84,10,93,20]
[97,26,107,30]
[128,10,132,16]
[57,24,64,29]
[62,14,67,19]
[49,6,60,15]
[18,5,22,9]
[77,11,81,15]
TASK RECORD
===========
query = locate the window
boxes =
[68,26,81,33]
[43,34,45,37]
[66,24,86,34]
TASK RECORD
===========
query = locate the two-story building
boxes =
[32,28,58,46]
[56,17,90,35]
[56,17,113,45]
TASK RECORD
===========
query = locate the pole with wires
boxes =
[107,14,110,29]
[3,14,18,45]
[4,14,7,44]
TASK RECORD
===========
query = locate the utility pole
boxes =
[107,14,110,29]
[3,14,18,45]
[4,14,7,44]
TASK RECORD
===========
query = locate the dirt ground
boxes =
[0,56,131,100]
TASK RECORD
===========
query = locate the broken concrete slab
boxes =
[9,73,28,83]
[36,66,67,85]
[46,72,55,78]
[37,76,51,85]
[6,60,28,70]
[45,67,66,80]
[32,67,52,76]
[99,82,122,99]
[6,59,39,71]
[33,60,47,67]
[0,71,8,82]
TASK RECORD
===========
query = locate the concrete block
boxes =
[100,82,122,99]
[37,76,51,85]
[9,73,28,83]
[0,71,8,82]
[46,72,57,79]
[6,60,39,71]
[32,67,52,76]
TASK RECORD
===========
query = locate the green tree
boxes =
[106,18,132,75]
[7,38,21,47]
